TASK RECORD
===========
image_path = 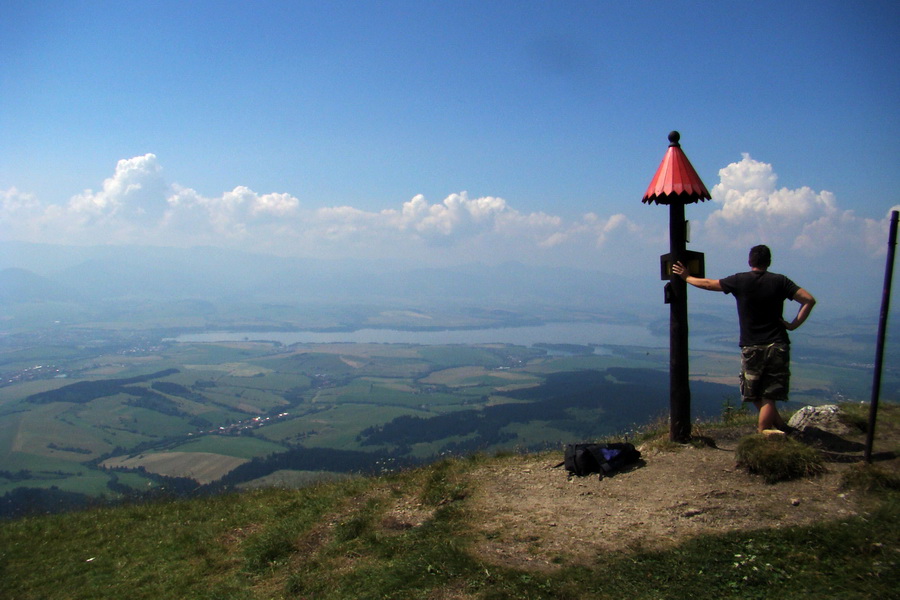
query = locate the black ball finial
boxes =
[668,131,681,146]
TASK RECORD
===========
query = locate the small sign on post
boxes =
[660,251,705,281]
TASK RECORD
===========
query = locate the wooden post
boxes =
[642,131,709,443]
[669,201,691,442]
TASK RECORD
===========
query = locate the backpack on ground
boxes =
[556,442,641,479]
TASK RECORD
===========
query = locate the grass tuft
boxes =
[736,434,826,483]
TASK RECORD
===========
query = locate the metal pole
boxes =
[865,210,898,463]
[669,201,691,442]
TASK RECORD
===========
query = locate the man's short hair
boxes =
[749,245,772,269]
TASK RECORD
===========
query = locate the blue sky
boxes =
[2,1,899,311]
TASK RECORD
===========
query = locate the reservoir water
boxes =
[171,322,729,351]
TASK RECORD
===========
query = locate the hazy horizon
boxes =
[2,2,899,319]
[1,239,893,324]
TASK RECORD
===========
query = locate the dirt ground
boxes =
[464,423,898,570]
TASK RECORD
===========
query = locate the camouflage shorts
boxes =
[739,343,791,402]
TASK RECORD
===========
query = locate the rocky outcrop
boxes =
[787,404,866,453]
[788,404,853,435]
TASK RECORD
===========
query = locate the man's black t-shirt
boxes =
[719,271,800,347]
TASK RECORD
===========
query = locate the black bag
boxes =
[557,442,641,478]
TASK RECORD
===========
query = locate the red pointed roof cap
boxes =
[642,131,711,205]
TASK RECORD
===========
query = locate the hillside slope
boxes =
[1,406,898,599]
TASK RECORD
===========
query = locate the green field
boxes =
[1,322,897,515]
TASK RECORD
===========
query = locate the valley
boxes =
[2,313,896,518]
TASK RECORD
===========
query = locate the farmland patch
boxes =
[102,451,248,484]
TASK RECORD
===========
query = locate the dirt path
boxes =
[466,425,894,570]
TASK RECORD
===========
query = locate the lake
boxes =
[170,321,729,351]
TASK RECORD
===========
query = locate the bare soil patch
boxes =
[466,424,897,571]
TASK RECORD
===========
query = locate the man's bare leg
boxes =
[753,399,786,432]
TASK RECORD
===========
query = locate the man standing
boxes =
[672,245,816,433]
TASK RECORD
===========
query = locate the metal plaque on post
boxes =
[660,251,705,281]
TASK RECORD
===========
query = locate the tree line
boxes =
[25,369,180,404]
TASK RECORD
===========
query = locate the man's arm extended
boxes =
[671,261,724,292]
[783,288,816,331]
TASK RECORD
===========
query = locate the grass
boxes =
[841,462,900,492]
[836,401,875,434]
[578,498,900,600]
[3,477,898,600]
[1,404,898,599]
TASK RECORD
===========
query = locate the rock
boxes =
[790,498,801,506]
[787,404,853,435]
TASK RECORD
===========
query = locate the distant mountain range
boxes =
[0,267,73,303]
[0,241,657,312]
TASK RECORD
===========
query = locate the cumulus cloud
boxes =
[388,193,508,238]
[0,154,654,267]
[1,155,306,247]
[1,187,41,215]
[702,153,891,258]
[165,184,300,240]
[5,153,892,275]
[302,192,589,254]
[0,187,42,226]
[385,192,562,245]
[1,187,46,239]
[68,154,168,222]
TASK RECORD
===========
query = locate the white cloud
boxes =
[0,187,40,215]
[68,154,168,222]
[0,155,658,269]
[594,213,641,247]
[389,192,510,239]
[248,190,299,216]
[542,212,647,251]
[0,187,46,240]
[1,187,41,215]
[163,184,302,243]
[702,153,889,258]
[4,153,895,282]
[312,192,577,254]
